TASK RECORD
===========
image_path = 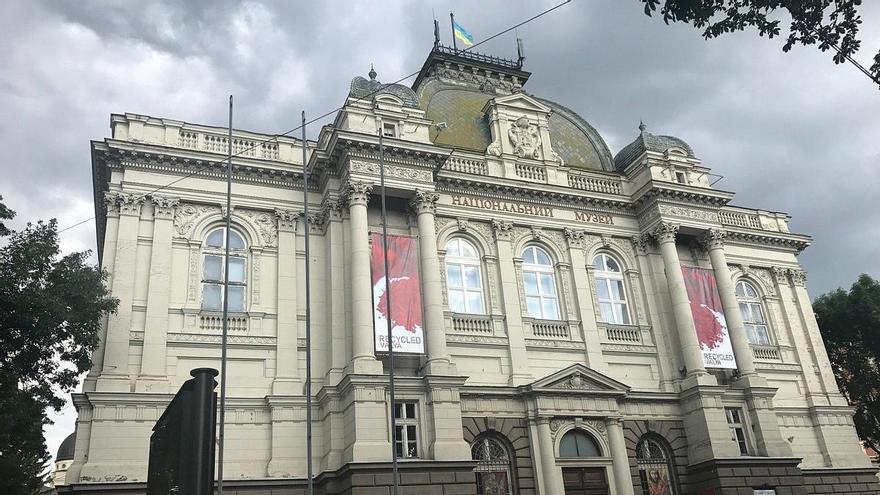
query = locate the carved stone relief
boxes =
[350,160,433,183]
[242,210,278,247]
[507,116,541,159]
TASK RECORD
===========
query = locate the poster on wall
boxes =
[371,233,425,354]
[643,466,672,495]
[681,267,738,369]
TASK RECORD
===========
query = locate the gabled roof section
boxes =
[521,363,630,395]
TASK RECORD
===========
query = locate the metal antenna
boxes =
[378,117,399,495]
[217,94,233,495]
[302,111,314,495]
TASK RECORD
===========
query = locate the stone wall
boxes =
[801,467,880,494]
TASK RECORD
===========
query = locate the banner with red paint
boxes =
[371,233,425,354]
[681,267,737,369]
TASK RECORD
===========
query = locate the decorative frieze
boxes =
[242,210,278,246]
[658,204,720,223]
[349,160,433,183]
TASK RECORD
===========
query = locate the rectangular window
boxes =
[393,402,419,458]
[383,122,397,138]
[674,171,688,184]
[725,408,750,455]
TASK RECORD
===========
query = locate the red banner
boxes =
[681,267,737,369]
[371,233,424,354]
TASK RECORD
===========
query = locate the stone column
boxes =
[651,222,706,383]
[606,418,635,495]
[699,229,757,377]
[136,196,179,393]
[273,209,302,394]
[493,220,531,385]
[98,192,144,392]
[411,190,452,375]
[536,418,564,494]
[564,228,607,373]
[346,181,382,374]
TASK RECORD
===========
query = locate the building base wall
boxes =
[686,457,805,495]
[801,467,880,494]
[58,460,478,495]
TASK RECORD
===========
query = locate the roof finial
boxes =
[368,64,377,81]
[638,120,647,132]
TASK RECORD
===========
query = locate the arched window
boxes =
[521,246,560,320]
[559,429,601,457]
[445,238,485,314]
[592,253,631,324]
[202,227,247,312]
[636,436,677,495]
[735,280,770,345]
[472,436,515,495]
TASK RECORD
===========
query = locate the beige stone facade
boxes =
[66,46,877,494]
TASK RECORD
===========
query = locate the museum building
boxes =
[61,45,879,494]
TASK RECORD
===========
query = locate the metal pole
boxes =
[450,12,457,52]
[378,121,398,495]
[302,111,314,495]
[217,95,233,495]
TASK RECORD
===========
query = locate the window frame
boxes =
[201,226,248,313]
[558,429,602,458]
[735,280,772,346]
[725,407,751,455]
[592,253,632,325]
[521,245,561,320]
[393,402,420,459]
[444,237,487,315]
[382,122,398,138]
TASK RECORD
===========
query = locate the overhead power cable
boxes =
[57,0,572,235]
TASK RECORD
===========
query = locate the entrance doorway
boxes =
[562,467,609,495]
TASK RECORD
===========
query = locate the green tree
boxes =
[640,1,880,88]
[813,274,880,450]
[0,196,117,494]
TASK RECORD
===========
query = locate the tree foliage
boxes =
[814,274,880,450]
[640,0,880,88]
[0,196,117,494]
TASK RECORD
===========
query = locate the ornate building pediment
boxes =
[521,364,630,396]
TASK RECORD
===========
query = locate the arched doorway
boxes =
[636,435,678,495]
[471,435,516,495]
[558,429,609,495]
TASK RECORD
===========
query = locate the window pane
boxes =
[526,297,542,318]
[227,286,245,312]
[405,403,415,418]
[745,283,758,298]
[204,255,222,281]
[449,291,465,313]
[596,279,610,299]
[202,284,221,310]
[447,265,463,288]
[445,239,461,257]
[542,299,559,320]
[206,229,224,248]
[407,425,417,439]
[605,256,620,272]
[523,272,539,296]
[600,302,614,323]
[460,240,477,258]
[593,255,604,271]
[522,247,535,264]
[735,281,746,297]
[559,433,578,457]
[535,248,551,266]
[228,230,245,250]
[738,302,750,320]
[619,304,630,324]
[539,273,555,295]
[615,304,630,325]
[394,403,402,419]
[575,433,600,457]
[463,266,480,289]
[751,304,765,323]
[611,280,625,300]
[466,292,484,314]
[228,257,246,283]
[755,326,770,345]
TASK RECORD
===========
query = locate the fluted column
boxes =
[346,181,382,374]
[607,418,635,495]
[536,418,564,494]
[98,192,144,392]
[273,209,302,394]
[652,222,706,381]
[699,229,756,377]
[136,196,179,393]
[410,190,452,375]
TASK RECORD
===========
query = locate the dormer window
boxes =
[674,171,688,184]
[382,122,397,138]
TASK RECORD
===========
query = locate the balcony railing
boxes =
[451,314,493,334]
[178,131,281,160]
[515,163,547,182]
[199,313,248,333]
[568,171,622,195]
[752,344,782,362]
[604,325,641,344]
[446,156,488,175]
[719,209,762,229]
[528,319,569,339]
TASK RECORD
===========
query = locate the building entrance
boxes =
[562,467,609,495]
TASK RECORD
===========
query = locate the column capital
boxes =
[409,189,439,215]
[631,233,651,255]
[563,228,586,248]
[699,228,727,250]
[274,208,302,233]
[344,180,373,207]
[491,219,513,241]
[150,195,179,220]
[321,197,345,223]
[788,268,807,287]
[110,192,146,217]
[650,221,679,243]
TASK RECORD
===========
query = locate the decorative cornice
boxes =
[410,189,440,215]
[724,230,811,253]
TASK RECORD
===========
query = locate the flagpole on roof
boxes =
[449,13,457,52]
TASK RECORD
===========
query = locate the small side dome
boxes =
[349,66,419,108]
[614,122,695,171]
[56,431,76,462]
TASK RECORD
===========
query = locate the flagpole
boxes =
[302,110,314,495]
[449,12,457,52]
[217,94,232,495]
[378,117,399,495]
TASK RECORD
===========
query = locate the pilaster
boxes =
[273,208,302,394]
[564,228,607,373]
[492,220,531,385]
[323,198,347,386]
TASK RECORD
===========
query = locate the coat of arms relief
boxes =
[507,115,541,159]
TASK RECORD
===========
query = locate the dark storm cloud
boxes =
[2,0,878,460]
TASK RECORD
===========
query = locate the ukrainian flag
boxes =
[453,20,474,47]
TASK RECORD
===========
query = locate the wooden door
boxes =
[562,467,609,495]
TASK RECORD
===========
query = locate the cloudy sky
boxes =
[2,0,878,467]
